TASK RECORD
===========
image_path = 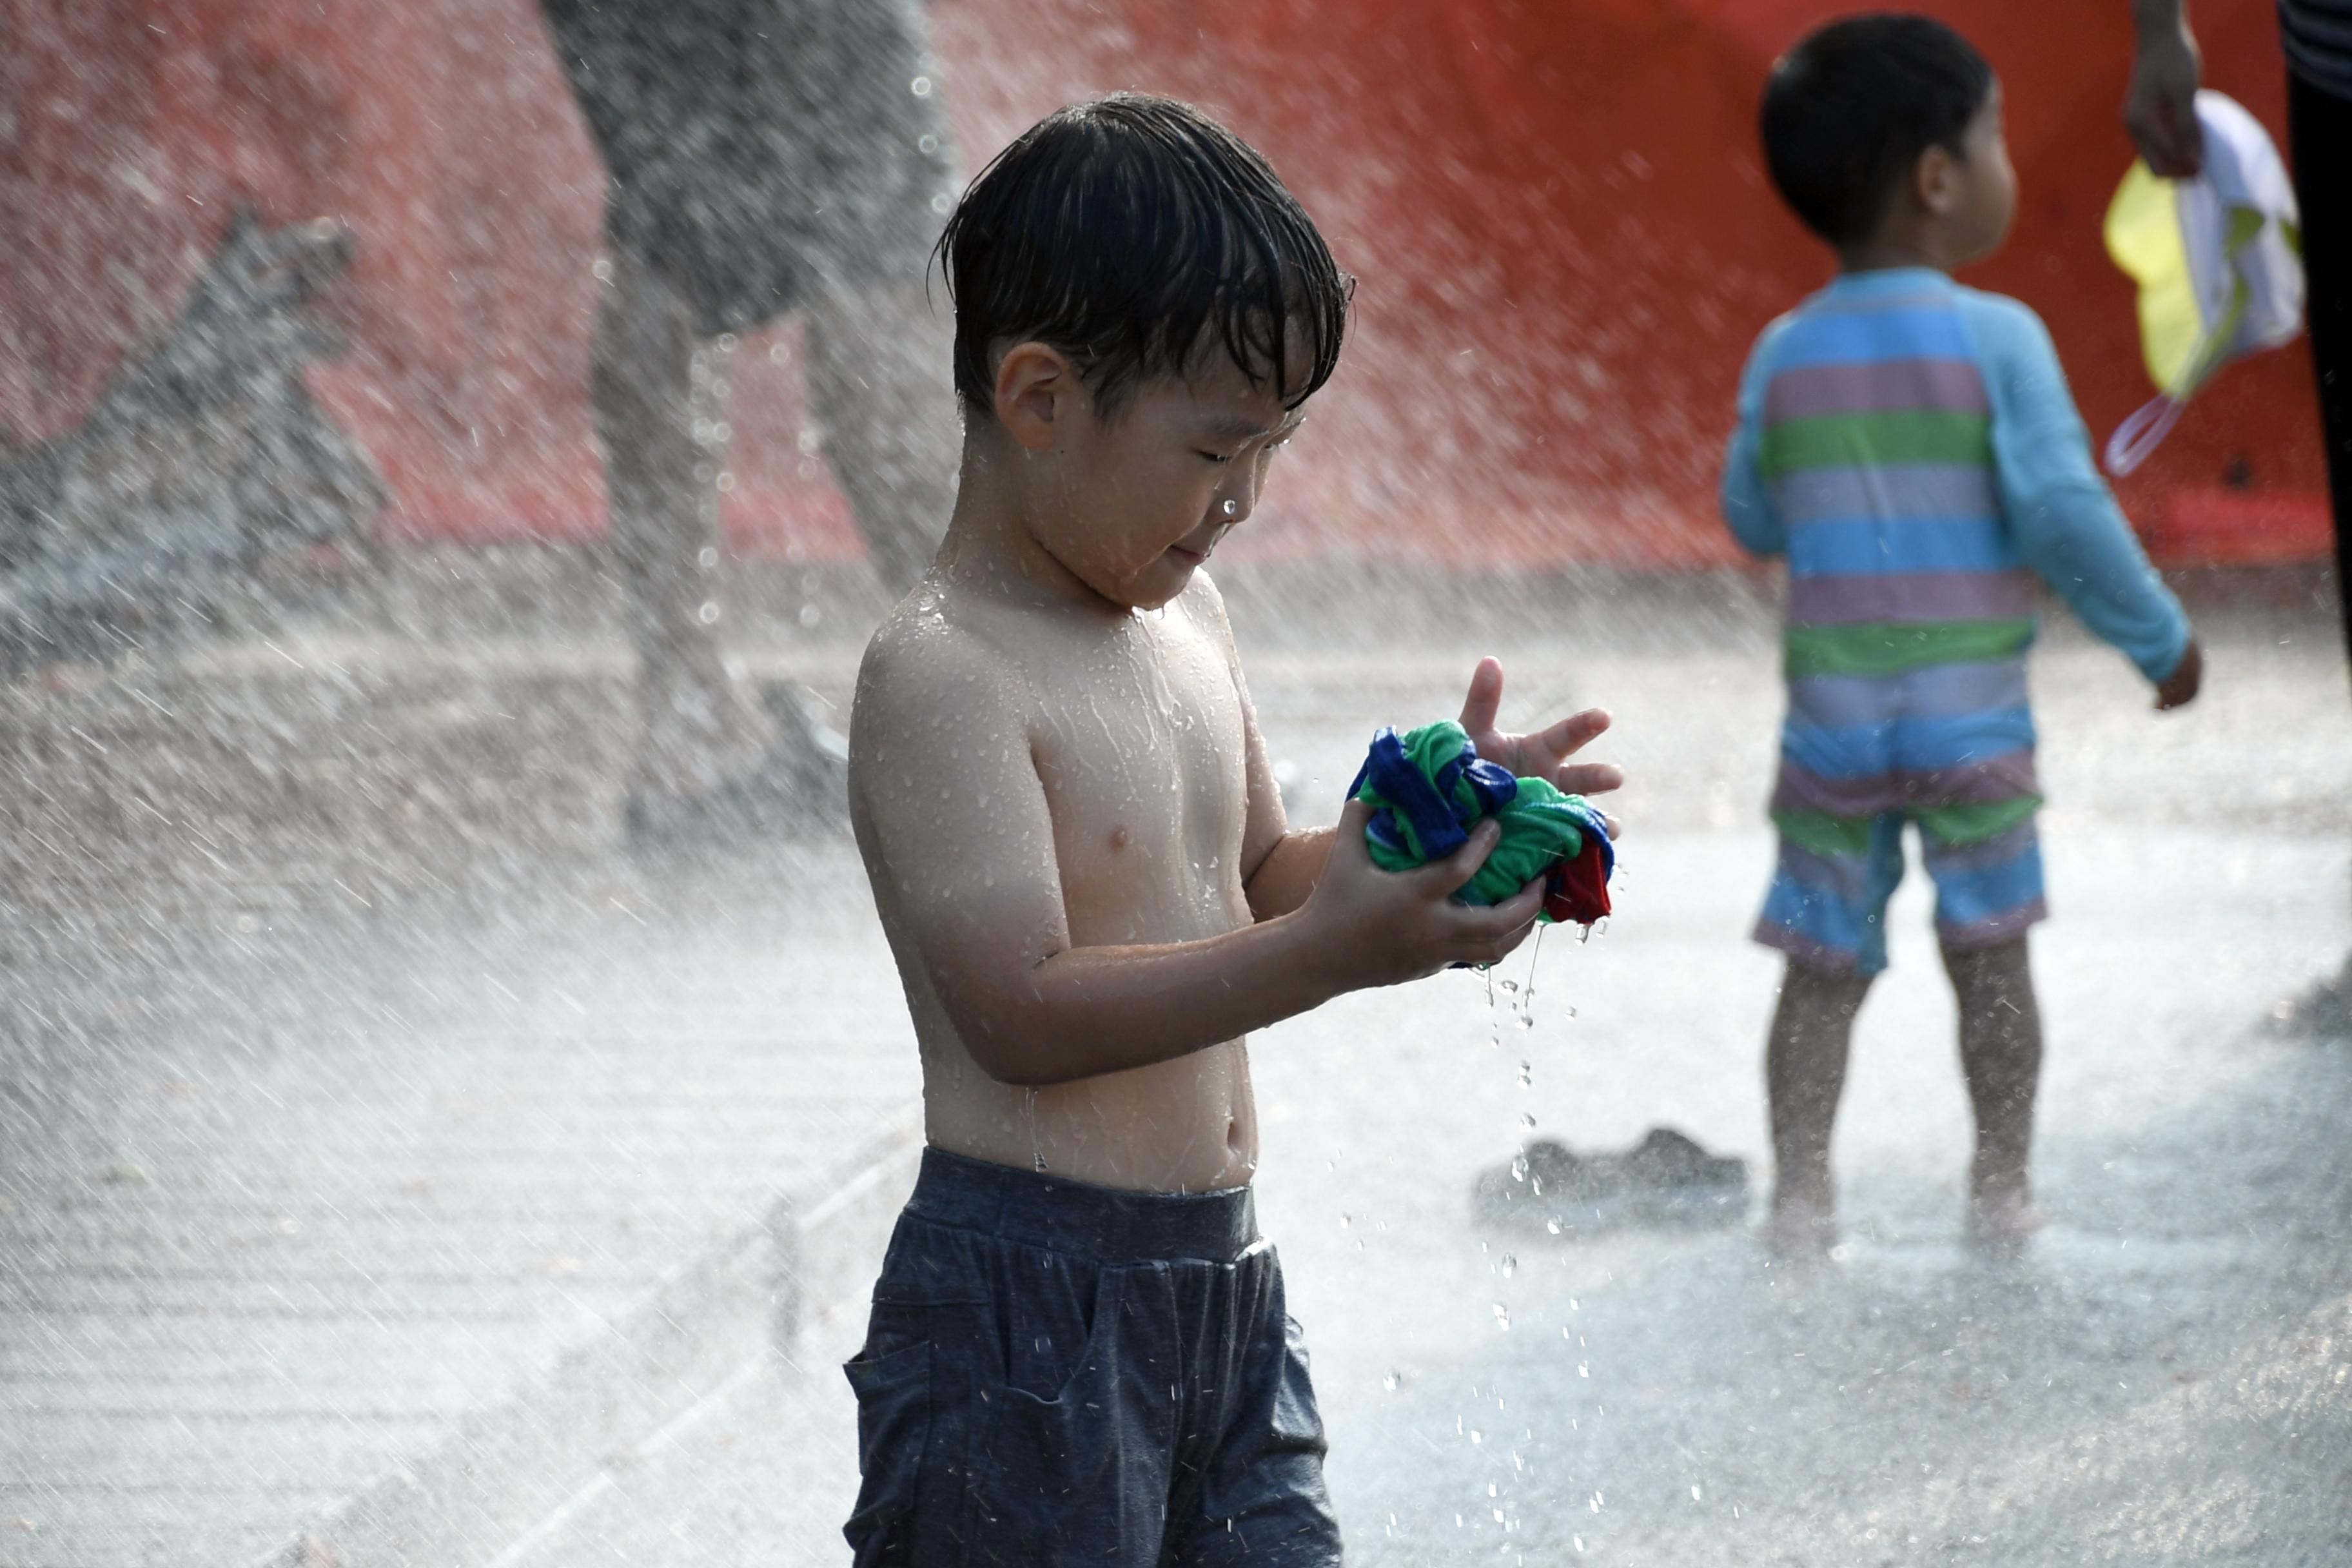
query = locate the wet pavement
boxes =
[3,562,2348,1565]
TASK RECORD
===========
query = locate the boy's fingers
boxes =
[1528,707,1612,765]
[1554,761,1625,798]
[1456,656,1505,738]
[1472,910,1544,965]
[1454,879,1544,936]
[1422,820,1502,890]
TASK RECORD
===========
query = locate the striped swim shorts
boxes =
[1754,656,2049,975]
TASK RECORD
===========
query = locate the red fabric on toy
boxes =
[1544,839,1612,926]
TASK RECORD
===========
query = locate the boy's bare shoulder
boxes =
[851,583,1035,753]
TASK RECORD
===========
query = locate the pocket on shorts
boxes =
[968,1268,1177,1555]
[843,1327,934,1566]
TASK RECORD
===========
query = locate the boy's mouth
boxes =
[1167,544,1210,565]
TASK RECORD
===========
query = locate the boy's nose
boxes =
[1213,471,1259,527]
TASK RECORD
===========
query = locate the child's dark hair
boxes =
[937,93,1351,418]
[1760,14,1994,248]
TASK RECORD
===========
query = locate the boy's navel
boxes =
[1108,825,1130,852]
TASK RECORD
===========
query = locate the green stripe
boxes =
[1772,810,1877,858]
[1917,797,2042,846]
[1760,410,1991,478]
[1784,618,2034,679]
[1774,795,2041,858]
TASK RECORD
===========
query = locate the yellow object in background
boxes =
[2100,91,2302,475]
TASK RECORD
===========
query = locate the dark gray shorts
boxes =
[539,0,958,335]
[843,1148,1342,1565]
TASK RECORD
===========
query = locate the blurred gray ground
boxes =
[2,553,2348,1566]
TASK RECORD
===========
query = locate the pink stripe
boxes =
[1937,898,2050,950]
[1770,752,2041,818]
[1764,358,1991,423]
[1787,571,2034,626]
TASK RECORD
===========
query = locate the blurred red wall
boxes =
[0,0,2326,570]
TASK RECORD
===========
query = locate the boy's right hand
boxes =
[2155,636,2203,710]
[1295,799,1546,988]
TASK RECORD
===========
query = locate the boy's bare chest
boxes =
[1026,614,1248,910]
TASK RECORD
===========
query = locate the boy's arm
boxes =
[1966,295,2194,688]
[1199,580,1332,921]
[1721,327,1786,558]
[853,629,1541,1088]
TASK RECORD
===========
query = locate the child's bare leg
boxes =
[1942,936,2048,1242]
[1766,959,1872,1255]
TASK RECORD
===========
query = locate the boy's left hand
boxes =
[1457,656,1625,828]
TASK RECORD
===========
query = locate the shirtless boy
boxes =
[843,95,1621,1563]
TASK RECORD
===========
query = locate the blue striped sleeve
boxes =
[1721,318,1789,559]
[1959,290,2191,683]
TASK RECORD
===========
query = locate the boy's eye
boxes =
[1196,449,1237,466]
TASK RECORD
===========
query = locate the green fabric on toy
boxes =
[1346,720,1614,924]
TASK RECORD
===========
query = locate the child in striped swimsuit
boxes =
[1724,16,2203,1257]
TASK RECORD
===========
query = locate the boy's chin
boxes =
[1105,557,1201,613]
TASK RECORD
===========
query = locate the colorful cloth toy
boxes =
[1347,721,1614,925]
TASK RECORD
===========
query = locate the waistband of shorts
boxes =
[906,1146,1260,1264]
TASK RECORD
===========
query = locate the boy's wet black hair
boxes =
[1761,14,1995,248]
[937,93,1352,418]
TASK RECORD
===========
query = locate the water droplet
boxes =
[1510,1155,1529,1182]
[1383,1369,1400,1391]
[1492,1302,1511,1330]
[1519,1112,1537,1133]
[1222,498,1238,516]
[1518,1059,1533,1088]
[1500,1254,1517,1278]
[1578,1361,1590,1378]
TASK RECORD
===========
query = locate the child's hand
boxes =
[1456,656,1625,830]
[1297,799,1545,988]
[2155,636,2203,710]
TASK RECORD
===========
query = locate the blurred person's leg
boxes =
[1942,937,2048,1244]
[1756,810,1903,1255]
[2287,71,2352,1028]
[1765,960,1872,1257]
[805,276,960,600]
[545,0,957,848]
[589,245,784,831]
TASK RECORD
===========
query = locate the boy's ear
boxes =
[992,340,1081,452]
[1913,142,1961,216]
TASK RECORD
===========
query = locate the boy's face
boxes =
[1024,352,1303,612]
[1942,83,2017,266]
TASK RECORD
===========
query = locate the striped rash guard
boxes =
[1721,268,2190,967]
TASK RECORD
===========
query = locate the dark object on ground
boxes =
[2269,968,2352,1040]
[0,210,384,673]
[1473,1127,1750,1234]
